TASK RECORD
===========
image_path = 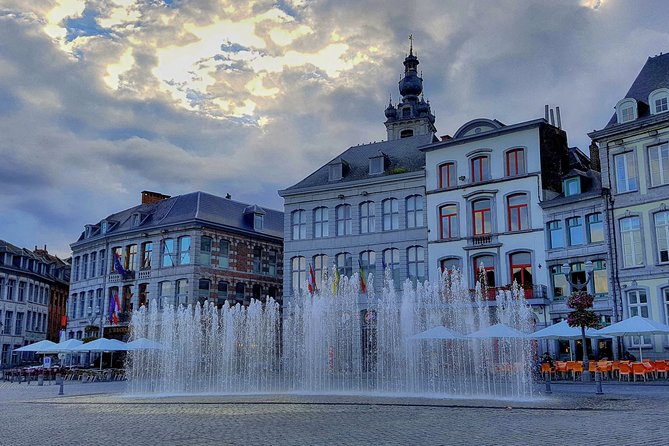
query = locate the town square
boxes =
[1,0,669,444]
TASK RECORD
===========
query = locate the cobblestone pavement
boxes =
[1,380,669,446]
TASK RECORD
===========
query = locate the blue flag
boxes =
[113,252,125,275]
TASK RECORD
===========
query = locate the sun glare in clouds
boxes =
[581,0,605,9]
[104,47,135,90]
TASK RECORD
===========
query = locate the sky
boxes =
[1,0,668,258]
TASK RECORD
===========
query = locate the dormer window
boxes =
[254,213,264,230]
[616,98,638,123]
[85,225,93,238]
[564,177,581,197]
[101,221,108,234]
[369,153,386,175]
[131,213,142,227]
[649,88,669,115]
[400,129,414,138]
[328,159,348,181]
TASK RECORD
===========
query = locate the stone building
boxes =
[279,43,437,304]
[588,52,669,359]
[67,191,283,341]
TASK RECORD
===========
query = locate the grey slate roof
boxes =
[282,133,436,192]
[605,52,669,128]
[75,192,283,242]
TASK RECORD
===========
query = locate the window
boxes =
[99,249,106,275]
[567,217,584,246]
[593,260,608,295]
[585,213,604,243]
[627,290,651,345]
[78,293,85,317]
[336,252,353,278]
[472,198,492,235]
[359,202,375,234]
[471,155,490,183]
[140,241,152,269]
[82,254,88,279]
[614,152,638,193]
[359,251,376,284]
[655,211,669,263]
[219,240,230,269]
[313,254,328,290]
[620,216,643,267]
[235,283,245,303]
[382,199,399,231]
[547,220,564,249]
[178,236,191,265]
[198,279,210,303]
[650,90,669,114]
[336,205,352,236]
[655,96,668,114]
[439,204,458,239]
[564,178,580,196]
[507,193,529,232]
[159,281,173,309]
[550,266,568,298]
[217,281,229,305]
[0,278,3,300]
[70,295,76,319]
[87,290,94,313]
[3,311,11,334]
[162,239,175,267]
[509,252,532,286]
[268,250,278,276]
[406,195,423,228]
[73,256,80,281]
[649,143,669,187]
[400,129,414,138]
[369,156,384,174]
[175,279,188,306]
[124,244,137,271]
[252,284,262,301]
[28,283,33,302]
[473,254,495,287]
[138,283,149,308]
[439,162,456,188]
[291,256,306,292]
[440,258,461,274]
[14,312,22,335]
[253,246,262,273]
[291,210,307,240]
[664,289,669,328]
[407,246,425,284]
[313,207,329,238]
[200,236,212,266]
[96,288,103,310]
[254,213,264,230]
[6,279,14,300]
[505,148,525,176]
[329,162,343,181]
[382,248,400,288]
[17,282,25,302]
[90,252,96,277]
[620,105,635,123]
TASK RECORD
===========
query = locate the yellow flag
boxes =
[332,267,339,295]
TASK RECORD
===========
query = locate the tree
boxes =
[567,292,600,381]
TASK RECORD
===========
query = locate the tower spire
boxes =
[409,34,413,56]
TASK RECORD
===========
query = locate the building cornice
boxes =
[588,113,669,141]
[278,170,424,198]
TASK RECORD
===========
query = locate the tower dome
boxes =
[384,98,397,119]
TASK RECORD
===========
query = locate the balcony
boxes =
[138,270,151,280]
[477,284,549,303]
[108,271,136,283]
[465,234,500,249]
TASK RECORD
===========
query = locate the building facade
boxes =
[422,117,571,323]
[540,147,613,359]
[279,45,437,303]
[0,241,69,366]
[589,53,669,359]
[67,191,283,341]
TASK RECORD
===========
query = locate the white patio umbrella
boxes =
[39,339,85,366]
[14,340,57,352]
[595,315,669,361]
[125,338,166,350]
[409,326,463,340]
[531,320,606,360]
[71,338,129,370]
[467,323,529,339]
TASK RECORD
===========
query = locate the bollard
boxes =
[38,374,44,386]
[595,371,603,395]
[56,374,64,396]
[544,372,552,394]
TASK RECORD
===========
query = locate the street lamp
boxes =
[561,260,595,381]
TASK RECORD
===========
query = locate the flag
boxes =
[332,267,339,295]
[109,294,116,324]
[113,251,125,275]
[358,260,367,293]
[308,263,317,294]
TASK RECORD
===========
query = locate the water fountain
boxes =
[126,268,536,399]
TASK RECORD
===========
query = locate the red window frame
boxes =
[510,253,532,286]
[439,205,457,239]
[471,156,488,183]
[505,149,525,176]
[507,194,528,231]
[473,256,496,287]
[472,199,491,235]
[439,163,455,188]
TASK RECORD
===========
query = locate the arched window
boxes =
[649,143,669,186]
[291,210,307,240]
[313,254,329,289]
[473,254,495,287]
[649,89,669,115]
[654,211,669,263]
[509,252,533,286]
[507,193,529,232]
[291,256,306,291]
[567,217,585,246]
[198,278,210,303]
[586,213,604,243]
[217,281,228,305]
[383,248,400,288]
[440,257,461,274]
[336,252,353,278]
[219,240,230,268]
[547,220,564,249]
[406,195,423,228]
[359,251,376,281]
[439,204,458,239]
[438,162,456,188]
[407,246,425,284]
[505,148,525,176]
[382,198,399,231]
[470,155,490,183]
[472,198,492,235]
[359,201,375,233]
[200,236,212,266]
[313,207,329,238]
[336,204,352,236]
[175,279,188,306]
[235,282,245,303]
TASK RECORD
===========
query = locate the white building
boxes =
[422,117,571,319]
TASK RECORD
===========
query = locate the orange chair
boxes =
[653,361,668,379]
[641,361,656,380]
[632,363,649,382]
[571,362,583,381]
[555,361,568,380]
[588,361,597,373]
[541,363,555,380]
[618,363,632,381]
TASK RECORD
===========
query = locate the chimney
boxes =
[141,190,171,205]
[589,141,601,172]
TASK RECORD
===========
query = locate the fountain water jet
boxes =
[126,268,536,399]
